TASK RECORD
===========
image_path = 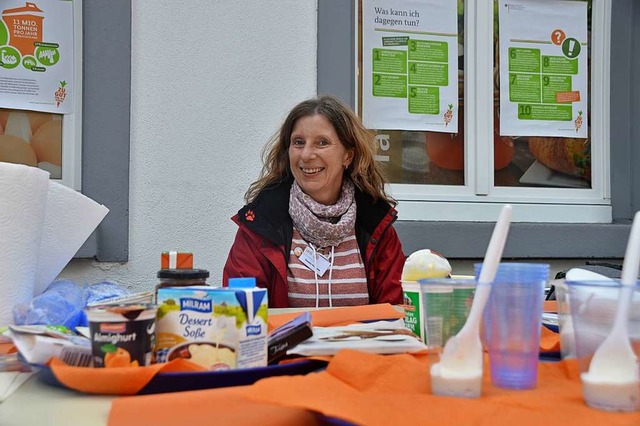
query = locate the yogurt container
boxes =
[84,304,157,368]
[401,281,425,342]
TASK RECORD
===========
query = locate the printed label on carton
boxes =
[156,286,268,369]
[402,289,423,340]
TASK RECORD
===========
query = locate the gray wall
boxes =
[75,0,130,261]
[318,0,638,259]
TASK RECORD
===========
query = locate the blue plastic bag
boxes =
[12,280,130,329]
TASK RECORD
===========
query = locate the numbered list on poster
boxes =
[362,0,458,132]
[499,0,588,138]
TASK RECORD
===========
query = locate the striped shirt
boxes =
[287,228,369,307]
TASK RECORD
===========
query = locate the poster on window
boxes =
[498,0,587,138]
[361,0,458,132]
[0,0,74,114]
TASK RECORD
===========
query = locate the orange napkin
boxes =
[540,325,561,353]
[109,349,640,426]
[50,358,206,395]
[540,299,560,353]
[544,300,558,312]
[268,303,404,331]
[0,342,16,355]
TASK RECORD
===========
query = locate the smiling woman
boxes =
[289,114,354,205]
[223,95,405,309]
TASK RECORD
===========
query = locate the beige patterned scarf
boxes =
[289,180,356,248]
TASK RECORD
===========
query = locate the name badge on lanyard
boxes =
[299,246,330,276]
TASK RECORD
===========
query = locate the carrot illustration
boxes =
[443,104,454,126]
[55,81,67,107]
[574,110,583,133]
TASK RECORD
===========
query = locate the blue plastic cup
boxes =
[475,263,549,389]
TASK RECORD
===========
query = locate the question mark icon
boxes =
[551,29,565,46]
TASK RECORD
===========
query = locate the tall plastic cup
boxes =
[417,278,477,350]
[476,263,549,389]
[449,280,477,337]
[554,280,576,359]
[564,279,640,412]
[421,282,452,348]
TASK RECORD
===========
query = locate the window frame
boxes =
[60,0,83,190]
[318,0,638,258]
[353,0,611,223]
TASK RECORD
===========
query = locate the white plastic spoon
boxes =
[581,211,640,411]
[430,205,512,397]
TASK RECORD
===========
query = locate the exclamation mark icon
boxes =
[567,40,576,57]
[562,37,581,59]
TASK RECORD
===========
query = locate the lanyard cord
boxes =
[328,246,335,308]
[310,243,336,308]
[311,244,319,309]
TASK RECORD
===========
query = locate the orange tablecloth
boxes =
[108,349,640,426]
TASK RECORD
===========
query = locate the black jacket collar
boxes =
[238,178,294,247]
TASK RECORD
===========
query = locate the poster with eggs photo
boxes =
[0,108,62,178]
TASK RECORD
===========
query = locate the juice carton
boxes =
[155,278,268,370]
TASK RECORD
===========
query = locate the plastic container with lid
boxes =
[155,268,211,301]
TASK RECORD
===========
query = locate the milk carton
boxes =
[155,278,268,369]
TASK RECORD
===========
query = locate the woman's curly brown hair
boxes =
[245,95,395,206]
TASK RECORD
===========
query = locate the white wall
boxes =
[59,1,318,291]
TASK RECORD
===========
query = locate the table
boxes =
[0,304,565,426]
[0,374,113,426]
[0,307,323,425]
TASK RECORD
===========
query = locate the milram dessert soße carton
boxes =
[155,279,268,370]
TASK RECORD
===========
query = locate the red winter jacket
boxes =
[223,179,405,308]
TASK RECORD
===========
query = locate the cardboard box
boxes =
[267,312,312,364]
[156,282,267,369]
[160,251,193,269]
